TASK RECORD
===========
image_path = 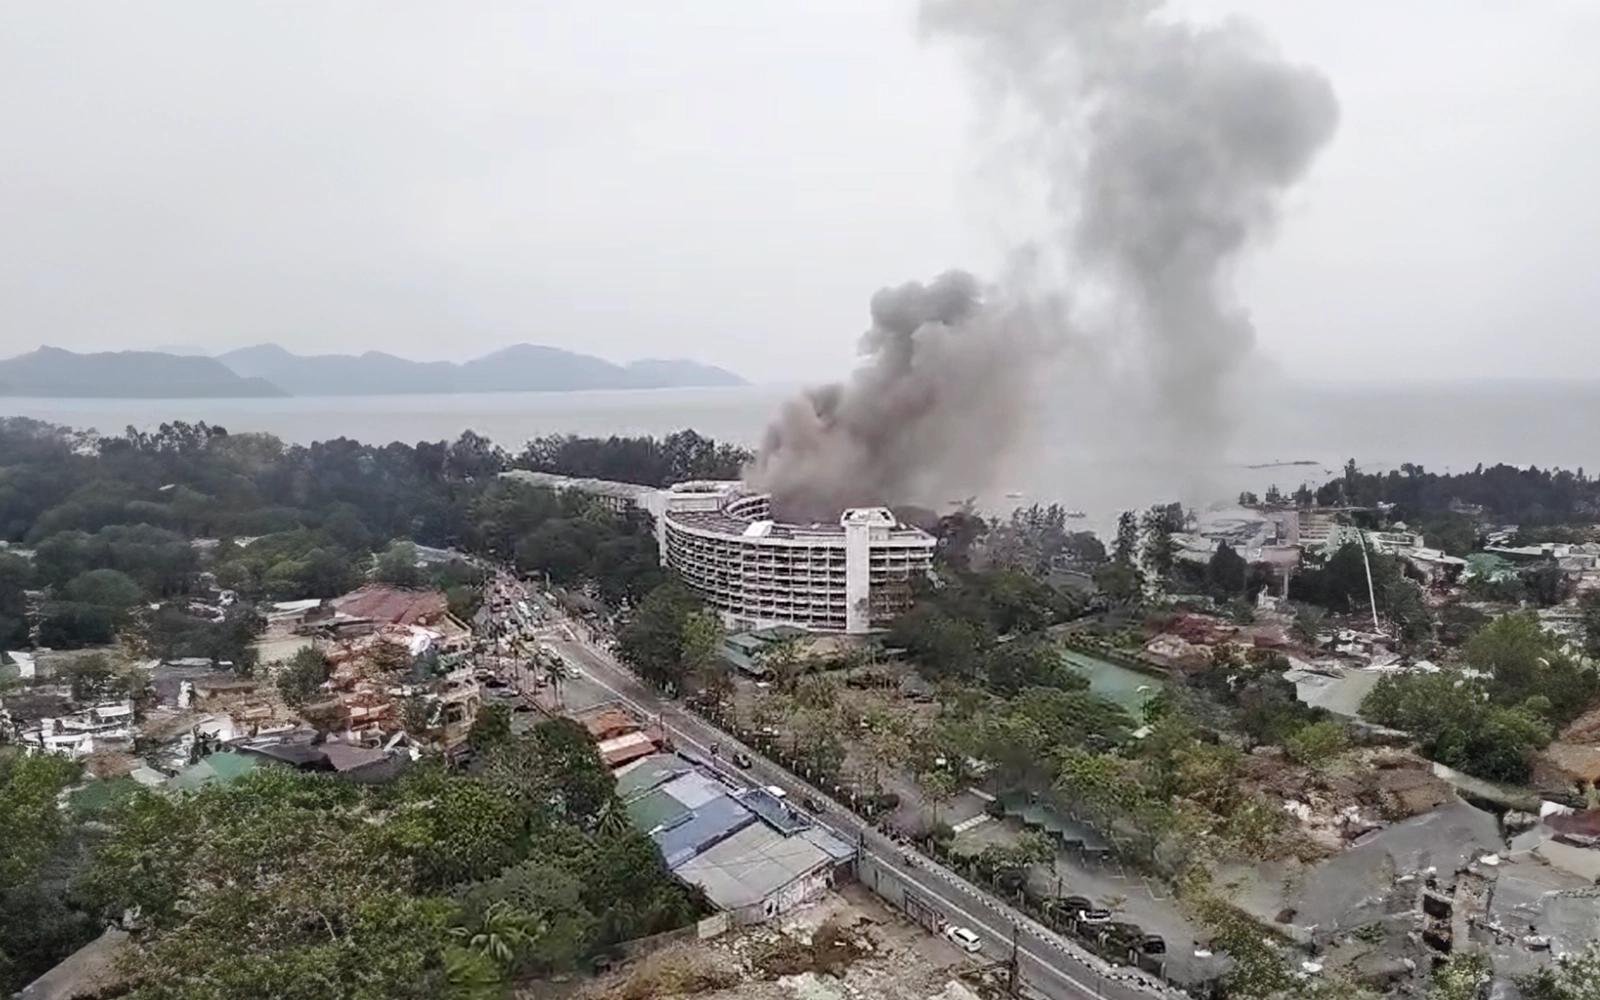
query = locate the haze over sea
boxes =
[5,379,1597,533]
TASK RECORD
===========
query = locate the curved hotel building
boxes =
[503,472,934,633]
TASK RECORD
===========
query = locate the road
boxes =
[470,578,1183,1000]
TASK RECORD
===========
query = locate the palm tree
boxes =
[597,796,631,838]
[451,900,544,971]
[542,656,571,707]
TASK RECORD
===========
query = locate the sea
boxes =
[5,379,1597,535]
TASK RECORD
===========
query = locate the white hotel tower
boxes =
[501,472,935,634]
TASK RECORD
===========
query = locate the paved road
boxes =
[496,600,1183,1000]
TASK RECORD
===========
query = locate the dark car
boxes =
[801,796,824,814]
[1141,935,1167,955]
[732,751,753,768]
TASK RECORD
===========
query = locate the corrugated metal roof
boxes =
[626,788,691,833]
[653,794,757,868]
[672,822,838,910]
[661,770,727,810]
[614,753,690,801]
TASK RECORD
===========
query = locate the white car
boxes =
[944,926,982,954]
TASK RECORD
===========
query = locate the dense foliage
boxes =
[1313,459,1600,526]
[513,429,750,487]
[62,719,702,999]
[1289,542,1432,643]
[0,418,690,651]
[0,750,91,993]
[1362,613,1598,782]
[615,581,722,691]
[886,569,1080,685]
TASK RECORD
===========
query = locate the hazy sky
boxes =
[2,1,1597,385]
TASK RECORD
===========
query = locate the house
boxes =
[579,706,649,742]
[609,751,855,924]
[17,700,135,758]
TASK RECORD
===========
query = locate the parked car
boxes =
[1141,934,1167,955]
[801,795,824,814]
[765,785,788,799]
[944,926,983,954]
[732,751,753,768]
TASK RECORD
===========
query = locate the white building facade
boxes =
[500,472,936,633]
[647,483,934,634]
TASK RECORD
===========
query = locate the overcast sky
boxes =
[1,1,1597,385]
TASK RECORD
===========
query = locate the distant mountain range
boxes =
[0,347,285,398]
[0,344,746,398]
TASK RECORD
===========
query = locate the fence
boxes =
[608,911,732,965]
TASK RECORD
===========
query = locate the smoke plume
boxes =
[748,0,1338,518]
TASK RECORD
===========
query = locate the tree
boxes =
[376,540,424,588]
[37,602,116,649]
[468,703,514,756]
[1362,668,1554,783]
[1113,511,1139,566]
[1429,952,1491,1000]
[983,639,1081,697]
[1522,562,1573,607]
[1206,542,1248,597]
[78,770,511,1000]
[63,568,143,613]
[1140,503,1184,580]
[616,582,719,691]
[1093,561,1142,605]
[1467,612,1598,721]
[275,647,330,708]
[0,751,88,994]
[0,554,32,649]
[1284,720,1349,767]
[918,768,960,826]
[451,900,544,971]
[460,863,597,974]
[1518,941,1600,1000]
[1583,590,1600,660]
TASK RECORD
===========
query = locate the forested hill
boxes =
[1300,460,1600,526]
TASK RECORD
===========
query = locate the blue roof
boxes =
[654,795,758,868]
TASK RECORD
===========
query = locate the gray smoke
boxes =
[748,270,1055,522]
[749,0,1338,517]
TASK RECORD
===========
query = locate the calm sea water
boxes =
[5,380,1597,530]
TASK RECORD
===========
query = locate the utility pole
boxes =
[1007,922,1020,996]
[1357,528,1381,631]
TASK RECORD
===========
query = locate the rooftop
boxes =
[671,821,845,911]
[653,793,758,867]
[614,753,692,800]
[331,585,449,626]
